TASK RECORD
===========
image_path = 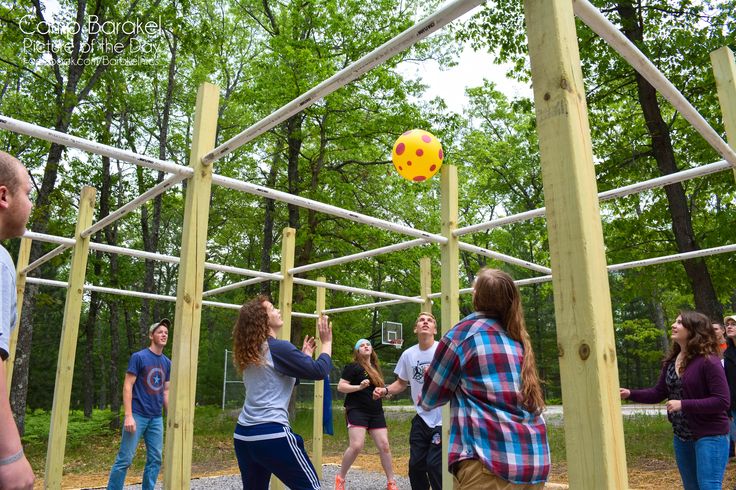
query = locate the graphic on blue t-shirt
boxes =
[412,360,430,382]
[143,365,166,395]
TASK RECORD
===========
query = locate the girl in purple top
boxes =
[620,311,729,490]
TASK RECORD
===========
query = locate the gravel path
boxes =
[122,465,411,489]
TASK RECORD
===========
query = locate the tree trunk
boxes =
[260,152,281,297]
[616,2,721,320]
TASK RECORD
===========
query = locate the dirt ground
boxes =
[33,454,736,489]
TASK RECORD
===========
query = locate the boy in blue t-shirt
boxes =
[107,319,171,490]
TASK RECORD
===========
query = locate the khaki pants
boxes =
[452,459,546,490]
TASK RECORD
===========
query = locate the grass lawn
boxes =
[20,404,693,488]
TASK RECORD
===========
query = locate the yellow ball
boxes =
[391,129,443,182]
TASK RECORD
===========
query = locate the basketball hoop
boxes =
[381,321,403,349]
[390,338,403,350]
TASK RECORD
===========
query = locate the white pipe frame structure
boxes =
[289,238,430,275]
[6,0,734,316]
[2,1,735,485]
[81,173,189,239]
[0,115,192,176]
[25,277,319,319]
[573,0,736,167]
[212,174,448,244]
[22,244,71,274]
[202,0,485,164]
[455,158,732,236]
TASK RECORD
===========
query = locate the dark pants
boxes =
[233,422,320,490]
[409,414,443,490]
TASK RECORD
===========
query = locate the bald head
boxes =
[0,151,22,191]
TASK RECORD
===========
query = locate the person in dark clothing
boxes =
[621,311,729,490]
[722,316,736,458]
[335,339,397,490]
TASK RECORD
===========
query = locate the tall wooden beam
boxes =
[524,0,628,488]
[272,226,296,490]
[6,237,31,387]
[45,186,96,489]
[711,47,736,182]
[163,82,220,489]
[419,256,432,313]
[439,165,459,489]
[278,227,296,340]
[311,276,327,479]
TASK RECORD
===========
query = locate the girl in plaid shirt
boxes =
[420,268,550,489]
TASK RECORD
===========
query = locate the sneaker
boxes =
[335,474,346,490]
[387,480,398,490]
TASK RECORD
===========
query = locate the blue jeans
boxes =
[672,434,728,490]
[107,414,163,490]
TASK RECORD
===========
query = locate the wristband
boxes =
[0,448,23,466]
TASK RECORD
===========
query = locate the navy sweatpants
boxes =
[234,422,320,489]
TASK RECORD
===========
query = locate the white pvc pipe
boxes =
[82,173,188,238]
[458,242,552,274]
[25,277,322,316]
[22,244,71,274]
[323,298,415,314]
[292,312,320,319]
[455,159,732,236]
[24,231,74,246]
[455,208,547,236]
[290,239,429,275]
[293,277,424,303]
[24,232,429,303]
[25,277,67,289]
[0,115,192,176]
[597,160,731,201]
[608,244,736,271]
[323,274,558,313]
[573,0,736,166]
[203,0,484,164]
[203,276,276,297]
[515,275,554,287]
[212,174,447,243]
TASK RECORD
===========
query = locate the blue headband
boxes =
[354,338,370,350]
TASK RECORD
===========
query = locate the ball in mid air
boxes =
[391,129,443,182]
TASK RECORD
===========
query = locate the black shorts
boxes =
[345,407,387,430]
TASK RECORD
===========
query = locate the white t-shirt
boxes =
[394,341,442,428]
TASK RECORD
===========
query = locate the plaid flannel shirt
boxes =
[420,312,550,484]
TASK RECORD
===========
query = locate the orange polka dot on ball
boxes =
[391,129,443,182]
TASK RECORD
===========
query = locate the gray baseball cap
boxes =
[148,318,171,335]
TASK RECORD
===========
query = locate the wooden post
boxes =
[419,257,432,314]
[524,0,628,488]
[163,82,219,490]
[711,47,736,182]
[44,186,96,489]
[440,165,459,489]
[271,226,296,490]
[278,227,296,341]
[311,276,326,478]
[6,237,31,387]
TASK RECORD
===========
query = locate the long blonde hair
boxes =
[353,344,384,387]
[232,295,270,372]
[473,268,545,413]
